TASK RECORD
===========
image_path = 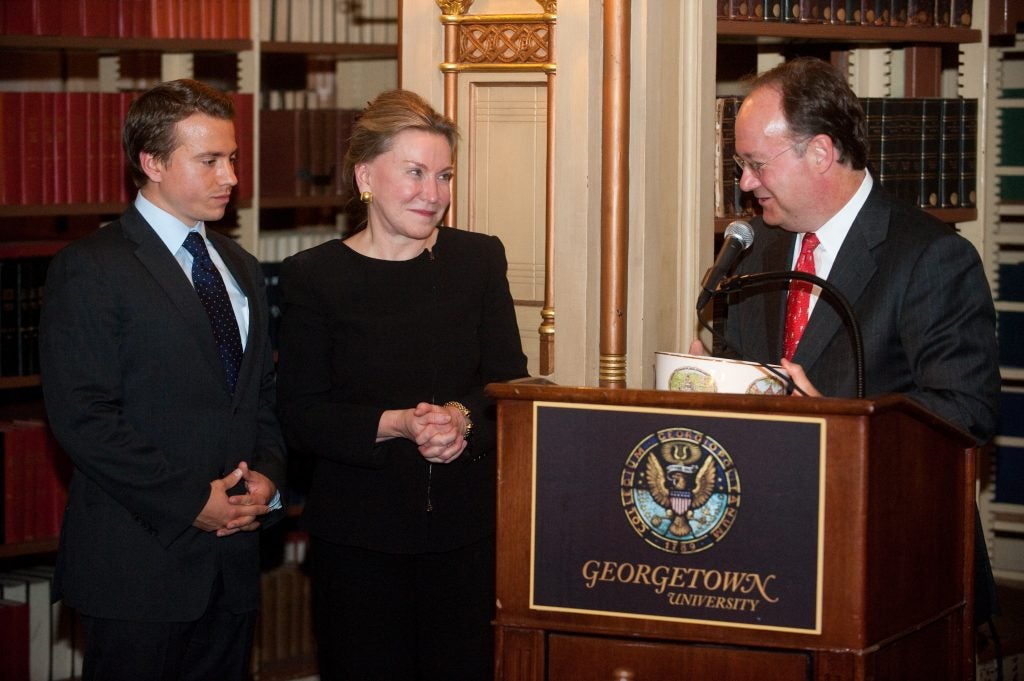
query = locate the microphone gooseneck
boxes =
[718,270,866,399]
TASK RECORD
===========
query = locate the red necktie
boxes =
[783,232,819,360]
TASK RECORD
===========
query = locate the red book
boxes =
[151,0,175,37]
[0,599,29,681]
[52,92,68,204]
[1,423,30,544]
[12,420,70,540]
[16,423,42,542]
[223,0,237,39]
[204,0,223,38]
[226,0,248,39]
[65,93,89,204]
[189,0,204,38]
[38,93,56,205]
[131,0,152,37]
[0,93,20,206]
[81,0,107,36]
[117,92,134,204]
[117,0,133,37]
[60,0,83,35]
[4,0,35,35]
[32,0,63,35]
[20,93,44,206]
[84,92,101,203]
[97,93,118,204]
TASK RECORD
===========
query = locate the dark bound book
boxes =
[0,262,18,378]
[938,98,962,208]
[917,98,941,209]
[907,0,934,25]
[951,0,972,27]
[959,98,977,208]
[889,0,908,25]
[763,0,783,20]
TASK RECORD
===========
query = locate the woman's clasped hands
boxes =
[406,401,469,464]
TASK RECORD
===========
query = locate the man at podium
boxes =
[695,57,1000,622]
[702,57,999,445]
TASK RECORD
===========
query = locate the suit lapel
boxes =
[794,186,888,371]
[121,209,234,391]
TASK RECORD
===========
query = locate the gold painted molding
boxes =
[436,0,474,16]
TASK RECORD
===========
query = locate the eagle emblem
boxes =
[645,442,717,537]
[621,429,740,554]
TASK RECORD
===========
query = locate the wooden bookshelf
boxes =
[717,19,982,44]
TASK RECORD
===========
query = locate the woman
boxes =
[275,89,529,680]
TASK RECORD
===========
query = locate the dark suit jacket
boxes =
[40,204,287,621]
[723,182,1000,444]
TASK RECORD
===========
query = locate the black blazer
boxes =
[40,205,287,621]
[723,183,1000,444]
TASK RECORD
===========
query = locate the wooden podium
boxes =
[488,380,977,681]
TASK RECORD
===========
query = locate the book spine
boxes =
[951,0,972,27]
[917,98,941,209]
[0,263,17,378]
[959,98,977,208]
[889,0,908,25]
[52,93,68,205]
[66,93,89,204]
[0,93,18,206]
[938,97,961,208]
[21,93,45,206]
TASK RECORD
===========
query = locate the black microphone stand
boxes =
[711,270,865,399]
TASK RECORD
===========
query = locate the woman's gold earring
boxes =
[360,190,373,204]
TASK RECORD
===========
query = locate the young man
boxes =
[40,79,286,680]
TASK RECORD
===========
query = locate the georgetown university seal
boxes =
[621,428,740,554]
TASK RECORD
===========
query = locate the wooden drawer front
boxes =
[548,635,810,681]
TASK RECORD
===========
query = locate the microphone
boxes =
[696,220,754,311]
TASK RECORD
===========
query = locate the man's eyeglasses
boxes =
[733,142,802,179]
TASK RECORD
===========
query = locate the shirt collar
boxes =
[135,192,206,254]
[803,170,873,256]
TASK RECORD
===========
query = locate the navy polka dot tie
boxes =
[183,231,243,393]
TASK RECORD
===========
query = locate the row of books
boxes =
[260,0,398,45]
[1,419,71,546]
[0,91,254,208]
[259,107,358,198]
[714,95,978,218]
[717,0,974,27]
[1,0,251,40]
[0,565,83,681]
[0,257,48,379]
[258,226,344,263]
[864,96,977,210]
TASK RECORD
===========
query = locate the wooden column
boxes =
[599,0,630,388]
